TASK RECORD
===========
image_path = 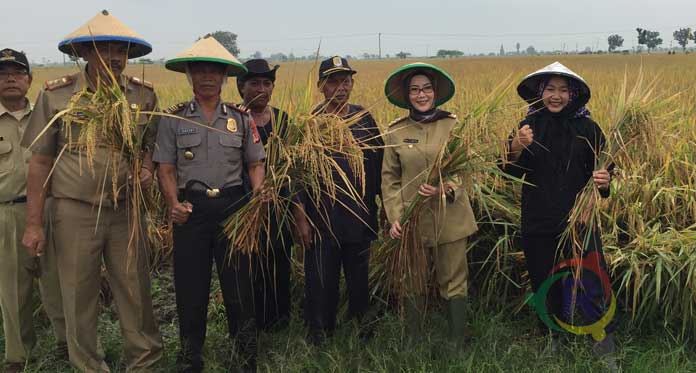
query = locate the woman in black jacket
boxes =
[501,62,617,365]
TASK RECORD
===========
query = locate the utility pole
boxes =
[378,32,382,59]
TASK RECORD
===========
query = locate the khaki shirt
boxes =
[381,115,478,245]
[0,100,32,202]
[21,69,159,206]
[152,100,266,190]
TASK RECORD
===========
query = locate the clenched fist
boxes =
[510,124,534,153]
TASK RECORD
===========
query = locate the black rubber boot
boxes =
[447,297,471,350]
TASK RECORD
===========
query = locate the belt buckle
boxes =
[206,188,221,198]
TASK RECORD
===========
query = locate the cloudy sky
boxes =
[3,0,695,62]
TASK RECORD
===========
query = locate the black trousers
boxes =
[255,223,292,330]
[304,240,370,333]
[521,228,615,334]
[173,190,256,370]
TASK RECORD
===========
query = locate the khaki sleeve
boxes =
[243,115,266,164]
[141,94,159,151]
[21,90,58,156]
[381,131,404,224]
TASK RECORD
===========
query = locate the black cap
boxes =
[318,56,356,80]
[238,59,279,83]
[0,48,30,74]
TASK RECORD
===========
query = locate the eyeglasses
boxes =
[408,85,434,96]
[0,70,29,80]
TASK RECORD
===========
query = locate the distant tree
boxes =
[396,51,411,59]
[516,42,521,54]
[500,44,505,56]
[138,58,154,64]
[636,28,663,53]
[673,28,693,52]
[204,31,240,57]
[607,34,624,52]
[436,49,464,58]
[250,51,263,59]
[269,53,288,61]
[525,45,537,55]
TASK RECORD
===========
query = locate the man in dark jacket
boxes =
[294,56,383,344]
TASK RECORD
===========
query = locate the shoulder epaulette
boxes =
[224,102,250,115]
[129,76,154,90]
[164,102,187,114]
[44,75,74,91]
[388,116,408,127]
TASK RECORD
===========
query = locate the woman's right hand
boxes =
[510,124,534,153]
[389,221,403,239]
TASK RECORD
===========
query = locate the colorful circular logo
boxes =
[526,251,616,341]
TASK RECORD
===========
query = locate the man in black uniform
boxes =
[237,59,293,330]
[154,36,265,373]
[294,56,384,344]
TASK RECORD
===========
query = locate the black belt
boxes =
[178,182,245,201]
[1,196,27,204]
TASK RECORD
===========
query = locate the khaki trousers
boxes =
[52,198,162,372]
[0,201,66,363]
[430,237,469,300]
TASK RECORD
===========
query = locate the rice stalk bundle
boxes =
[35,64,154,265]
[223,110,369,257]
[563,69,679,260]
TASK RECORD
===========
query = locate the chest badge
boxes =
[226,118,238,133]
[184,149,195,160]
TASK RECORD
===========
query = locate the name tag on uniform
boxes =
[403,138,419,144]
[177,128,198,135]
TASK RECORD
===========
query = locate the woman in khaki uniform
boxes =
[381,63,477,345]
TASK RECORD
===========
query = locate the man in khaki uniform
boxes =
[20,11,162,372]
[0,48,66,373]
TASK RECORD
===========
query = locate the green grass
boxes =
[2,265,695,373]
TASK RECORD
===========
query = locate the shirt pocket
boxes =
[219,134,243,163]
[0,140,14,174]
[176,133,202,161]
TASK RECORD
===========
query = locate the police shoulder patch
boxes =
[164,102,187,114]
[128,76,154,90]
[224,102,250,114]
[388,116,408,127]
[44,75,75,91]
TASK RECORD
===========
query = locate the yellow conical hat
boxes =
[58,10,152,59]
[165,35,247,76]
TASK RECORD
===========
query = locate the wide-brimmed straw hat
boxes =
[384,62,455,109]
[517,61,591,103]
[58,10,152,59]
[165,35,247,77]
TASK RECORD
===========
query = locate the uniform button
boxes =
[184,150,194,160]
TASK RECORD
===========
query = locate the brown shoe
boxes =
[3,362,25,373]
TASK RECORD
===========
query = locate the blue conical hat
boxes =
[58,10,152,59]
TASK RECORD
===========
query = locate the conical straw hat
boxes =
[517,61,590,103]
[384,62,455,109]
[165,36,247,77]
[58,10,152,59]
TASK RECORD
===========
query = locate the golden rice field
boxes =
[29,54,696,338]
